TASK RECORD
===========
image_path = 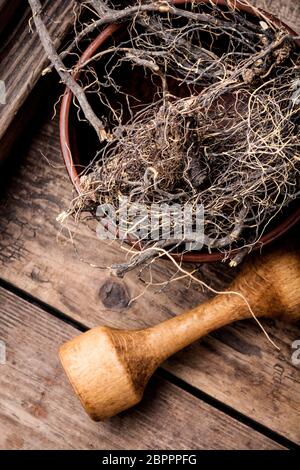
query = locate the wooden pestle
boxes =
[59,248,300,421]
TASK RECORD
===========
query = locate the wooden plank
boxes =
[0,110,299,444]
[0,0,75,163]
[0,287,282,450]
[252,0,300,33]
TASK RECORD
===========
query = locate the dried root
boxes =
[30,1,300,274]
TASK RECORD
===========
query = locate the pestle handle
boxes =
[145,248,300,361]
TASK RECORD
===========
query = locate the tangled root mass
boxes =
[69,1,300,261]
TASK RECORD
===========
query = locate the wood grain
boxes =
[0,0,75,162]
[0,110,299,443]
[0,287,282,450]
[252,0,300,33]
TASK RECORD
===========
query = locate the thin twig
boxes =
[28,0,108,141]
[111,239,179,277]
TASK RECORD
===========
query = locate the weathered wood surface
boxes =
[253,0,300,33]
[0,0,75,162]
[0,287,282,450]
[0,111,299,444]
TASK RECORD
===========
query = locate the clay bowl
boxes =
[60,0,300,263]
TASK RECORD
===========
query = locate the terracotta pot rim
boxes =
[59,0,300,263]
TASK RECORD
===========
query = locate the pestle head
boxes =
[59,326,148,420]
